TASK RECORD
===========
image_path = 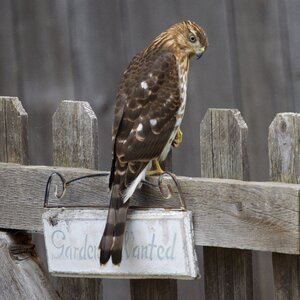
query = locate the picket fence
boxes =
[0,96,299,300]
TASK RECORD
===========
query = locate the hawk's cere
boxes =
[99,20,208,265]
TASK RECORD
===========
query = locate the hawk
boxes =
[100,20,208,265]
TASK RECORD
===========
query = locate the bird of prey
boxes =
[99,20,208,265]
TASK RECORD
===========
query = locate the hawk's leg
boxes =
[146,158,164,176]
[172,127,183,148]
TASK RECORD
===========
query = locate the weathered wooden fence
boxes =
[1,96,300,300]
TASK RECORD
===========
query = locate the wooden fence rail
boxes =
[1,96,300,300]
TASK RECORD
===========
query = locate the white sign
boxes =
[43,209,199,279]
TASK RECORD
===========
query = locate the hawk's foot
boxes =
[147,159,164,176]
[172,128,183,148]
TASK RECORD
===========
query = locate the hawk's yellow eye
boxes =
[189,34,196,43]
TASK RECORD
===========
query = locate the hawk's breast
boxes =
[160,63,188,161]
[177,64,188,125]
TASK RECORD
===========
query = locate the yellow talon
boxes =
[147,159,164,176]
[172,128,183,148]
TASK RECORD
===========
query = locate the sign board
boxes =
[43,209,199,279]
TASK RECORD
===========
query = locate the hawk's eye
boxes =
[189,34,196,43]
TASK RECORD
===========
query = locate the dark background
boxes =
[1,0,299,299]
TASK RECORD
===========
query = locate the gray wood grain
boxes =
[269,113,300,300]
[0,163,300,255]
[131,279,177,300]
[200,109,253,299]
[283,0,300,112]
[200,109,249,180]
[269,113,300,183]
[231,0,294,180]
[0,231,59,300]
[0,97,58,299]
[51,101,101,299]
[0,1,19,95]
[53,100,99,169]
[12,0,75,165]
[0,97,29,164]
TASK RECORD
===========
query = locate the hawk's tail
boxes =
[99,185,129,265]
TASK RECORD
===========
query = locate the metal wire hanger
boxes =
[44,170,186,210]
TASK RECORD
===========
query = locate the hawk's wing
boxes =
[109,49,181,187]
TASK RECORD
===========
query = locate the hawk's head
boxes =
[171,20,208,59]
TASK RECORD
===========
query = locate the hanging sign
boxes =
[43,209,199,279]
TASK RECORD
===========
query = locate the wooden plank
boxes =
[269,113,300,183]
[200,109,253,299]
[200,109,249,180]
[0,231,59,300]
[0,97,29,164]
[269,113,300,300]
[0,1,19,95]
[53,100,99,169]
[282,0,300,112]
[0,97,58,299]
[0,163,300,254]
[50,101,101,299]
[131,279,177,300]
[12,0,74,165]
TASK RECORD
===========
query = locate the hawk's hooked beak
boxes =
[196,46,206,60]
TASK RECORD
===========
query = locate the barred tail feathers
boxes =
[99,187,118,265]
[111,200,129,265]
[100,162,150,265]
[99,185,129,265]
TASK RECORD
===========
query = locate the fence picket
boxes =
[0,96,29,164]
[53,100,99,169]
[269,113,300,300]
[51,100,102,299]
[2,96,300,299]
[0,97,58,299]
[200,109,253,299]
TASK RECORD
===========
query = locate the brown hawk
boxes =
[100,20,208,265]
